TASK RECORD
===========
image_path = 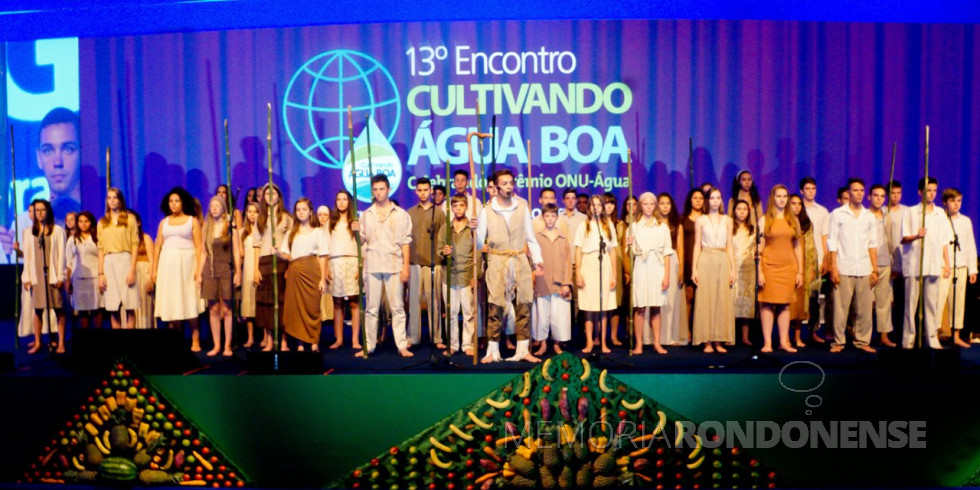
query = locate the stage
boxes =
[4,319,980,488]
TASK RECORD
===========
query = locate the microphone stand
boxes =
[587,213,632,368]
[947,212,960,349]
[38,227,56,354]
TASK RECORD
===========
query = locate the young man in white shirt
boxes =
[886,180,908,339]
[800,177,830,343]
[827,178,878,353]
[868,184,897,347]
[354,175,413,357]
[900,177,952,350]
[940,188,977,348]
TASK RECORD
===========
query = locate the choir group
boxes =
[13,168,978,363]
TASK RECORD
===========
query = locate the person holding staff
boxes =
[575,194,618,354]
[477,170,545,363]
[66,211,103,329]
[625,192,674,355]
[757,185,803,353]
[253,183,293,352]
[97,188,140,330]
[327,191,362,350]
[691,188,735,352]
[354,175,413,358]
[279,197,329,352]
[900,177,952,350]
[239,202,260,348]
[407,177,445,348]
[22,199,67,354]
[441,194,478,356]
[199,196,242,356]
[152,187,204,349]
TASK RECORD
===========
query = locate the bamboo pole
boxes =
[348,107,368,359]
[627,149,634,355]
[467,131,492,365]
[266,103,280,353]
[10,126,19,349]
[916,127,929,349]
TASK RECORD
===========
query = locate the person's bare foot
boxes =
[329,341,343,350]
[601,345,612,354]
[190,343,202,353]
[354,350,367,358]
[399,348,414,357]
[55,345,66,354]
[880,335,896,348]
[611,338,623,346]
[715,344,728,353]
[261,343,273,352]
[522,352,542,363]
[463,347,474,356]
[296,345,304,352]
[533,343,547,356]
[582,343,594,353]
[829,344,844,353]
[703,345,714,353]
[436,343,446,350]
[760,344,773,353]
[280,343,290,352]
[27,344,41,355]
[222,349,234,357]
[506,339,516,350]
[631,347,643,355]
[206,347,220,356]
[352,343,362,350]
[653,344,667,355]
[243,340,254,349]
[553,343,563,354]
[779,344,798,353]
[741,338,753,347]
[856,344,876,353]
[311,344,319,352]
[955,338,972,349]
[811,333,826,344]
[795,339,807,348]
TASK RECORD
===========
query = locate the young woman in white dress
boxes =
[625,192,675,355]
[239,202,260,348]
[575,194,618,354]
[327,190,363,350]
[66,211,103,329]
[152,187,204,351]
[21,199,67,354]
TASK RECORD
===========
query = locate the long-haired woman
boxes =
[239,201,260,348]
[254,183,293,351]
[728,170,764,225]
[66,211,103,329]
[625,192,674,354]
[681,188,706,336]
[279,197,329,352]
[199,195,242,356]
[691,188,736,353]
[757,185,803,353]
[152,187,204,350]
[656,192,689,346]
[98,188,140,329]
[731,200,757,346]
[22,199,67,353]
[327,190,362,350]
[575,194,618,354]
[788,193,817,348]
[604,192,625,347]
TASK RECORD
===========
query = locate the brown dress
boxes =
[759,217,798,305]
[681,216,697,285]
[201,233,234,301]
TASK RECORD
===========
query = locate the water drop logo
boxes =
[282,49,401,178]
[342,118,402,203]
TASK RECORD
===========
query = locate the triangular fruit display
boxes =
[19,358,249,487]
[339,352,780,489]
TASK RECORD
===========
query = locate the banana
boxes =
[71,456,86,471]
[448,424,473,442]
[616,455,631,466]
[467,411,493,430]
[580,358,591,381]
[686,454,705,469]
[128,428,138,447]
[89,413,103,426]
[161,449,174,471]
[621,397,644,410]
[598,369,614,393]
[102,431,112,451]
[517,372,531,398]
[93,435,111,455]
[193,450,212,471]
[674,421,684,448]
[652,411,667,436]
[84,423,99,437]
[688,434,703,459]
[429,448,452,469]
[541,358,553,381]
[495,435,521,447]
[429,436,453,453]
[486,397,512,410]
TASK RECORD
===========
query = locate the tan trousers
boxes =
[833,275,873,347]
[408,265,443,344]
[903,276,941,349]
[872,266,893,333]
[939,267,968,331]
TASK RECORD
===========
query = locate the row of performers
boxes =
[13,169,978,361]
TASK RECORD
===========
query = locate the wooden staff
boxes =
[490,115,497,177]
[266,103,280,352]
[106,147,111,192]
[916,126,929,349]
[467,131,491,365]
[886,142,897,216]
[526,140,532,202]
[444,158,453,351]
[10,126,19,349]
[476,101,487,204]
[365,114,374,178]
[348,107,367,359]
[626,149,635,355]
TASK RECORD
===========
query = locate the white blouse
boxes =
[697,214,731,249]
[282,228,329,259]
[574,220,619,254]
[67,235,100,279]
[328,223,359,257]
[628,219,675,259]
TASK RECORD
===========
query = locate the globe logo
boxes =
[282,50,401,169]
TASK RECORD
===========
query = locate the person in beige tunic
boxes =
[476,170,545,363]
